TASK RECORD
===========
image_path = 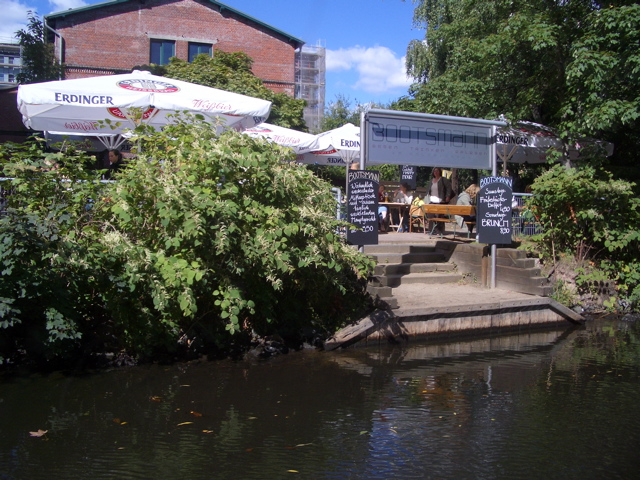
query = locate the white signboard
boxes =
[363,109,505,169]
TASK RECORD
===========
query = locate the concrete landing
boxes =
[326,230,583,350]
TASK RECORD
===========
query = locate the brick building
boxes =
[44,0,305,98]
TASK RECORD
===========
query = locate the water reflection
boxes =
[1,317,639,479]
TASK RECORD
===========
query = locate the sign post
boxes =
[477,176,513,288]
[346,170,379,246]
[477,176,513,245]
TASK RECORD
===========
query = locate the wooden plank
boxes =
[422,205,475,216]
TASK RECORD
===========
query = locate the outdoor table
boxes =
[380,202,410,232]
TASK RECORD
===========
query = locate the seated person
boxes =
[456,184,480,234]
[393,182,413,232]
[378,184,388,232]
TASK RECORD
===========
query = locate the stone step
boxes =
[371,271,463,288]
[366,284,399,309]
[375,262,455,276]
[369,252,446,265]
[514,257,540,269]
[364,244,437,255]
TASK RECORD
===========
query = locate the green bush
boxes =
[528,164,640,310]
[0,118,375,365]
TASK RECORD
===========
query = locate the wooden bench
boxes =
[420,204,476,238]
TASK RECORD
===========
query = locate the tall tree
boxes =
[399,0,640,181]
[163,52,307,131]
[15,11,64,84]
[321,94,359,131]
[561,4,640,179]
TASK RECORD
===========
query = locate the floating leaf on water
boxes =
[29,429,48,437]
[202,430,214,434]
[190,411,203,417]
[359,431,368,435]
[295,443,313,447]
[248,416,257,420]
[177,422,194,426]
[287,470,299,473]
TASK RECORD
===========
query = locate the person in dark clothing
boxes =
[427,167,454,234]
[103,149,126,179]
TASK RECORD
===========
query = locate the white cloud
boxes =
[0,0,87,42]
[326,45,413,95]
[0,0,33,42]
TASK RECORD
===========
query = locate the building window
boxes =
[188,43,212,62]
[150,39,175,65]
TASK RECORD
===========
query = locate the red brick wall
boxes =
[50,0,298,95]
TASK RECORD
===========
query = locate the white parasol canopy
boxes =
[17,70,272,148]
[242,123,317,154]
[296,123,361,165]
[496,120,613,166]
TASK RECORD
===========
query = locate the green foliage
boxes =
[0,119,375,365]
[528,164,640,309]
[404,0,577,122]
[550,279,578,307]
[164,52,307,130]
[15,11,64,83]
[561,4,640,182]
[0,140,107,363]
[321,95,362,131]
[561,5,640,137]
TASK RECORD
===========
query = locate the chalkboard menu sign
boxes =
[400,165,417,189]
[477,176,513,245]
[347,170,379,245]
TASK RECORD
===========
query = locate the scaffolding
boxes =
[295,42,325,133]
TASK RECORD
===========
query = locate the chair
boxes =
[409,204,426,232]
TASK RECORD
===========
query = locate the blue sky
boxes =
[1,0,421,106]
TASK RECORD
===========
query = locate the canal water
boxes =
[2,315,640,480]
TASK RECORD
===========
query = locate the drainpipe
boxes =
[43,19,64,79]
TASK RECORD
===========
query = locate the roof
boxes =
[45,0,305,48]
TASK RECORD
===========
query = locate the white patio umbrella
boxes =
[17,70,272,149]
[496,120,613,167]
[496,121,564,165]
[242,123,317,154]
[296,123,361,165]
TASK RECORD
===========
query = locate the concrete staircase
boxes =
[364,241,553,309]
[364,244,463,308]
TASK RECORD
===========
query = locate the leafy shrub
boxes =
[528,164,640,310]
[0,119,375,365]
